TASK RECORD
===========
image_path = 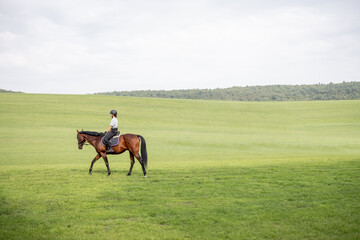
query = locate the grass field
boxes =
[0,93,359,239]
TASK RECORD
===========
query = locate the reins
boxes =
[79,133,100,147]
[78,139,90,146]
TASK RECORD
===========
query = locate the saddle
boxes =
[101,132,121,147]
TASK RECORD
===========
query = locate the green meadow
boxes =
[0,93,359,239]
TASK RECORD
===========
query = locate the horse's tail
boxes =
[137,135,148,169]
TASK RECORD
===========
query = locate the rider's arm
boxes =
[106,126,112,132]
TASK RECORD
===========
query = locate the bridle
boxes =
[77,134,90,147]
[78,139,89,146]
[78,132,103,147]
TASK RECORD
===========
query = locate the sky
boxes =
[0,0,359,94]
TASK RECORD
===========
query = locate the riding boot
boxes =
[106,143,114,153]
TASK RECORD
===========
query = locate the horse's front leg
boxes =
[89,153,101,175]
[100,152,111,176]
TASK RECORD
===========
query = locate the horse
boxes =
[76,130,147,177]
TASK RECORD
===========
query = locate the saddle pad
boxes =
[101,134,120,147]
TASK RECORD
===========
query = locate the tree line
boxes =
[0,89,22,93]
[95,82,360,101]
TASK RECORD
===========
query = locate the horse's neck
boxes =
[84,134,101,145]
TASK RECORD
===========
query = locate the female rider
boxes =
[103,110,118,151]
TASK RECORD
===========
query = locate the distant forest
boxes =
[95,82,360,101]
[0,89,22,93]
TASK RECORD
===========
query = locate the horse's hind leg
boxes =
[89,153,101,175]
[100,152,111,176]
[134,152,147,177]
[127,152,135,176]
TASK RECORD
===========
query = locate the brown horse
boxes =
[76,130,147,176]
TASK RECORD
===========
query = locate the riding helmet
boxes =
[110,110,117,116]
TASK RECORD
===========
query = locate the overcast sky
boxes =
[0,0,359,94]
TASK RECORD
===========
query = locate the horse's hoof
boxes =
[107,173,111,176]
[88,172,92,175]
[127,173,131,176]
[144,175,147,178]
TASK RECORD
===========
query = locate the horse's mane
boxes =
[79,131,104,136]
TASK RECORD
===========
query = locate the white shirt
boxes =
[110,117,118,129]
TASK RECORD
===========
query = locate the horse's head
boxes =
[76,130,86,150]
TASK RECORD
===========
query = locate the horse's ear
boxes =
[77,129,79,133]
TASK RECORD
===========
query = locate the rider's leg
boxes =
[104,131,116,150]
[103,132,112,150]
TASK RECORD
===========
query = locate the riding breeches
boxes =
[103,129,117,147]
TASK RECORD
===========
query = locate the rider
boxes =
[103,110,118,151]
